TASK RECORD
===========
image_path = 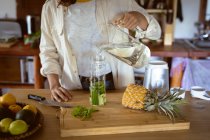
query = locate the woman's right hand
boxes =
[50,86,72,102]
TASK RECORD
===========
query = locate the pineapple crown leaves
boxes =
[143,88,187,122]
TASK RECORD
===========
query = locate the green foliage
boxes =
[24,30,41,48]
[143,88,187,122]
[71,106,98,120]
[90,81,106,105]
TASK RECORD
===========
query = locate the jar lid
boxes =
[147,60,168,69]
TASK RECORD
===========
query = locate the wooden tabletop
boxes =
[149,40,210,58]
[149,41,189,57]
[0,42,39,56]
[6,89,210,140]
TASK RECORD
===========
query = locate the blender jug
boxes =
[99,24,150,68]
[143,60,169,96]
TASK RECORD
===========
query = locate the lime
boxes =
[9,120,28,135]
[0,118,13,133]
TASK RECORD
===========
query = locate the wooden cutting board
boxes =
[60,91,190,137]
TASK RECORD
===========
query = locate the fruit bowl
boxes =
[0,102,44,140]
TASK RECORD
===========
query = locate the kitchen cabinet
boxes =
[199,0,208,22]
[0,57,21,82]
[0,42,44,89]
[16,0,44,35]
[0,0,44,91]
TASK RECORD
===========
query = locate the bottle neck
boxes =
[91,54,106,77]
[77,0,92,2]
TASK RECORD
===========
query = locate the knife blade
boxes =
[28,94,73,108]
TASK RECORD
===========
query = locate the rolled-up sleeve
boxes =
[131,0,161,40]
[39,3,62,77]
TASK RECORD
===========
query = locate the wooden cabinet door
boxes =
[16,0,45,34]
[16,0,44,18]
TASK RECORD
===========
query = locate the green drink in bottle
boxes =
[90,54,106,106]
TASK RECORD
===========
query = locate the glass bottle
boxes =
[89,53,106,106]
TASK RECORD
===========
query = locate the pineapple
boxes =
[122,84,186,121]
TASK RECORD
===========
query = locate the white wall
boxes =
[174,0,200,39]
[0,0,16,19]
[206,0,210,20]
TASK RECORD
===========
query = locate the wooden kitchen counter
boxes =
[149,39,210,58]
[149,40,189,57]
[6,89,210,140]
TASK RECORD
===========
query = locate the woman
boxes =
[39,0,161,102]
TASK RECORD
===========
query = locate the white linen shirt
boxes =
[65,0,111,77]
[39,0,161,90]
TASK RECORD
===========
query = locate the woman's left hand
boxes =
[112,11,148,30]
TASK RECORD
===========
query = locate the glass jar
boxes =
[89,54,106,106]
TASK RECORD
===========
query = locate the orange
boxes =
[0,93,16,107]
[8,104,22,113]
[23,104,37,115]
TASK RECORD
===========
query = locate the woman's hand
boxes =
[50,86,72,102]
[47,74,72,102]
[112,11,148,30]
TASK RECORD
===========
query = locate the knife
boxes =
[28,94,73,108]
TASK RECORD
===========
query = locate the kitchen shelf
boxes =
[146,9,173,14]
[142,0,178,46]
[0,42,44,89]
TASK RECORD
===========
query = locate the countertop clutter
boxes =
[2,89,210,140]
[0,21,22,48]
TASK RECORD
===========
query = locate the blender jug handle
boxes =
[109,23,139,43]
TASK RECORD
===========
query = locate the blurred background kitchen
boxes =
[0,0,210,94]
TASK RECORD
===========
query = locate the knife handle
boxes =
[28,94,46,101]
